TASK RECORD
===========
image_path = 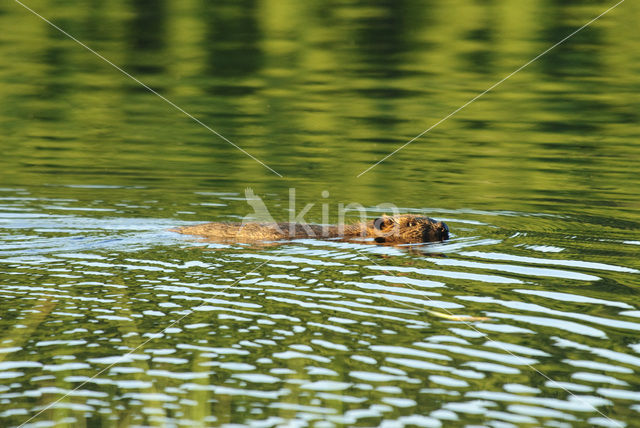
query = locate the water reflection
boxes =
[0,189,639,426]
[204,0,262,79]
[126,0,167,76]
[1,0,640,426]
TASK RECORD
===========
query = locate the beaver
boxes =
[174,214,449,244]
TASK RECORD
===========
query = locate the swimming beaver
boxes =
[174,214,449,244]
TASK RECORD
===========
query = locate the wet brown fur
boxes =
[173,214,449,244]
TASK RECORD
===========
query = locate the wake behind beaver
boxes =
[174,214,449,244]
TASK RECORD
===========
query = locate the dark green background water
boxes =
[1,0,640,427]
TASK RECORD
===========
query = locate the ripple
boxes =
[514,289,634,309]
[233,374,280,383]
[426,257,601,281]
[2,202,640,427]
[460,251,638,273]
[368,265,523,284]
[300,381,352,391]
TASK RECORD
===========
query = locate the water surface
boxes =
[1,0,640,427]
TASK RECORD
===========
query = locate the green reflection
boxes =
[1,1,640,425]
[0,0,637,218]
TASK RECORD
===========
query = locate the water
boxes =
[1,0,640,427]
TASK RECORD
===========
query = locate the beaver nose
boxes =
[438,222,449,240]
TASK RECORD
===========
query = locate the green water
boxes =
[1,0,640,427]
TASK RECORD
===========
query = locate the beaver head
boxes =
[372,214,449,244]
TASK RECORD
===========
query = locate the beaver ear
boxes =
[373,217,389,230]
